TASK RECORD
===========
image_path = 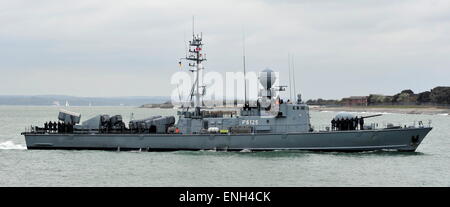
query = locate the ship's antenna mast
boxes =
[288,53,292,100]
[292,53,297,101]
[184,31,188,60]
[243,31,248,107]
[183,16,206,116]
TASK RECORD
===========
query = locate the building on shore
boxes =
[341,96,368,106]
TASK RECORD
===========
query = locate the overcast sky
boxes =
[1,0,449,100]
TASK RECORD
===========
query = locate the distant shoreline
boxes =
[310,105,450,115]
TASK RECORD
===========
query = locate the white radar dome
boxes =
[259,68,277,90]
[334,112,356,120]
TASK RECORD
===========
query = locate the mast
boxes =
[243,32,248,107]
[292,53,296,101]
[288,53,292,100]
[184,21,206,116]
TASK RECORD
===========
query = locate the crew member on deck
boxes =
[48,121,53,132]
[61,122,66,133]
[345,117,352,130]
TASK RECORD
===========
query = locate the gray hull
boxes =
[23,127,432,152]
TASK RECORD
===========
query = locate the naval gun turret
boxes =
[331,112,383,131]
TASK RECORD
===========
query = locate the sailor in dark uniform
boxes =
[331,119,336,130]
[342,118,346,130]
[48,121,53,132]
[61,122,65,133]
[359,117,364,130]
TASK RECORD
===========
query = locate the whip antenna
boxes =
[288,53,292,100]
[243,31,248,106]
[292,53,296,100]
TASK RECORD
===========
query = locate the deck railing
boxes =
[314,119,432,132]
[24,119,432,135]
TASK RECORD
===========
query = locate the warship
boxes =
[22,31,432,152]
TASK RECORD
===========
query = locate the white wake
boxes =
[0,141,26,150]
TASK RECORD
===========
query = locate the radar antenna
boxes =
[243,31,248,108]
[179,17,207,116]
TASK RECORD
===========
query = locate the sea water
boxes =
[0,106,449,186]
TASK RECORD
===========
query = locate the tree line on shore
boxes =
[306,86,450,106]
